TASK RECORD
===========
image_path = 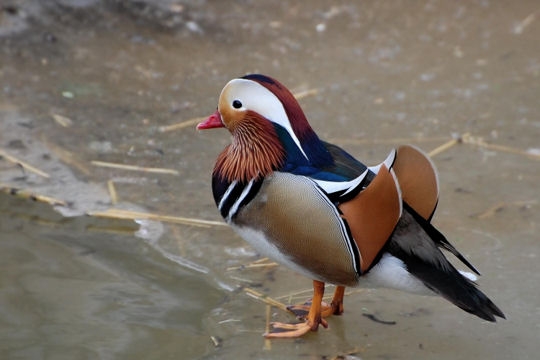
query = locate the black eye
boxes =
[232,100,242,109]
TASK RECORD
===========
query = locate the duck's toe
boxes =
[264,318,328,338]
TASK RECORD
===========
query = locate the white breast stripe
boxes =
[226,179,254,222]
[218,180,238,212]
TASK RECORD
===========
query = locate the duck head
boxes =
[198,74,333,182]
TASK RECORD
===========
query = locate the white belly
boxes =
[362,253,434,295]
[232,225,326,282]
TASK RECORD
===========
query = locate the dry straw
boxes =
[0,149,50,178]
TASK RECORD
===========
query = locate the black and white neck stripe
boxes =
[212,177,264,223]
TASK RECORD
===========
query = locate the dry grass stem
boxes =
[428,136,462,157]
[1,184,67,206]
[51,114,73,127]
[293,88,319,100]
[275,287,315,302]
[514,12,537,34]
[0,149,50,178]
[159,117,207,132]
[473,200,537,219]
[226,263,279,271]
[42,137,91,175]
[264,305,272,350]
[228,275,258,284]
[474,202,506,220]
[91,160,180,175]
[244,288,290,313]
[210,336,220,348]
[330,136,450,146]
[252,257,271,264]
[273,285,363,304]
[226,258,279,271]
[107,180,118,205]
[88,208,227,227]
[462,133,540,160]
[342,132,540,161]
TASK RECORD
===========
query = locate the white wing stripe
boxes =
[369,148,397,174]
[341,169,369,197]
[312,170,369,195]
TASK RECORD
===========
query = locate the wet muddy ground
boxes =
[1,1,539,359]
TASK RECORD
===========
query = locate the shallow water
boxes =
[0,1,539,359]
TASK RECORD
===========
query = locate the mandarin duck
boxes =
[197,74,505,338]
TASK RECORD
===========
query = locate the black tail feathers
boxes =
[388,207,505,322]
[415,260,505,322]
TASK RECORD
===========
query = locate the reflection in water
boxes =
[0,194,220,359]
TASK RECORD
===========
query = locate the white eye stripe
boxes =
[223,79,309,160]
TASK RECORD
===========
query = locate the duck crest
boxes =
[242,74,334,169]
[213,110,285,183]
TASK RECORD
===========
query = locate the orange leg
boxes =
[264,280,328,338]
[330,285,345,315]
[288,285,346,319]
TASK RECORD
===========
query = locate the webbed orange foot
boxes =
[287,300,333,320]
[286,285,346,320]
[264,318,328,338]
[263,280,338,338]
